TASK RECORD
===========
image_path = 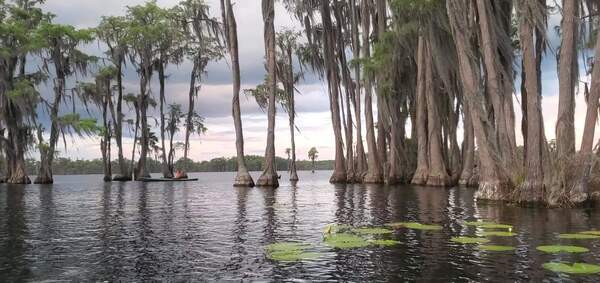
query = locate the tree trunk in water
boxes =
[113,62,130,181]
[223,0,254,187]
[579,20,600,154]
[130,104,140,180]
[476,0,514,165]
[375,0,388,172]
[289,95,298,181]
[518,12,545,203]
[184,59,199,169]
[35,74,65,184]
[459,103,476,186]
[361,0,383,184]
[412,35,429,185]
[350,0,366,181]
[424,41,451,187]
[321,0,346,184]
[556,0,578,157]
[135,67,151,180]
[256,0,279,187]
[158,63,173,178]
[447,0,512,200]
[101,80,112,182]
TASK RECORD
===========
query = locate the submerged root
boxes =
[363,171,383,184]
[256,172,278,188]
[113,174,132,182]
[329,170,347,184]
[475,180,512,201]
[426,173,454,187]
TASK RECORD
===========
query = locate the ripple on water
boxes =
[0,172,599,282]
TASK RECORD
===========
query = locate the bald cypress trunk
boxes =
[518,9,545,203]
[349,0,367,180]
[447,0,513,200]
[222,0,254,187]
[459,103,476,186]
[412,35,429,185]
[556,0,578,157]
[256,0,279,187]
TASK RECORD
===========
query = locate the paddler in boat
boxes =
[174,169,188,179]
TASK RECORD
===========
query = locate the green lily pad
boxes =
[265,242,318,262]
[268,250,319,262]
[465,221,512,230]
[481,231,516,237]
[323,223,352,235]
[579,230,600,236]
[324,233,370,249]
[369,239,400,247]
[543,262,600,274]
[266,242,308,253]
[450,237,490,244]
[465,221,497,226]
[478,245,516,252]
[351,227,393,235]
[558,233,600,239]
[536,245,589,253]
[386,222,442,230]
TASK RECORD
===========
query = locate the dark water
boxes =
[1,171,600,282]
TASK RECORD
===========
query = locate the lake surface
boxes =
[1,171,600,281]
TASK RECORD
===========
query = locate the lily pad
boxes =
[558,233,600,239]
[323,223,352,235]
[536,245,589,254]
[268,251,319,262]
[465,221,498,226]
[369,239,400,247]
[465,221,513,230]
[478,245,515,252]
[324,233,370,249]
[351,227,393,235]
[450,237,490,244]
[265,242,318,262]
[481,231,516,237]
[386,222,442,231]
[543,262,600,274]
[579,230,600,236]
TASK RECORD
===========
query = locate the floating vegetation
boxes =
[536,245,589,254]
[579,230,600,236]
[543,262,600,274]
[323,223,352,235]
[465,221,513,230]
[351,227,393,235]
[265,242,318,262]
[481,231,516,237]
[558,233,600,240]
[465,221,497,226]
[368,239,400,247]
[324,233,370,249]
[478,245,515,252]
[386,222,442,231]
[450,237,490,244]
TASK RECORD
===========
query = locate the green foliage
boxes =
[465,221,513,230]
[536,245,589,254]
[543,262,600,274]
[579,231,600,236]
[58,113,100,136]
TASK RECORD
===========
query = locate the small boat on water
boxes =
[140,178,199,183]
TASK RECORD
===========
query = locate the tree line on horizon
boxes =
[3,0,600,207]
[0,155,332,175]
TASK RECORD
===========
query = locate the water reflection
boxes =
[1,172,600,282]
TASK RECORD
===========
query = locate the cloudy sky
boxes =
[37,0,600,162]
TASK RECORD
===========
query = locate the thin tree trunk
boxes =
[349,0,366,180]
[459,103,476,186]
[362,0,383,183]
[130,103,140,180]
[321,0,347,183]
[135,66,151,180]
[256,0,279,187]
[223,0,254,187]
[579,18,600,154]
[158,63,172,178]
[113,61,129,181]
[184,59,198,168]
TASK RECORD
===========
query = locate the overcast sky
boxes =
[36,0,600,162]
